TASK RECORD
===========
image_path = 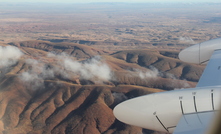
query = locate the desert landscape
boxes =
[1,2,221,50]
[0,2,220,134]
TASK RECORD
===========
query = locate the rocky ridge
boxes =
[0,40,204,134]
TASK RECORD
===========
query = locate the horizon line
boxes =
[1,1,221,4]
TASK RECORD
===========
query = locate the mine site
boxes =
[0,2,221,134]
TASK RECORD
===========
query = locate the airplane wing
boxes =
[174,49,221,133]
[196,49,221,87]
[114,38,221,134]
[173,111,215,134]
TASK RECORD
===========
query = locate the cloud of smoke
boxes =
[19,51,191,91]
[132,66,159,80]
[25,59,55,80]
[179,36,195,44]
[0,46,23,67]
[19,59,53,90]
[173,79,191,90]
[180,80,191,88]
[133,66,191,89]
[162,72,191,89]
[20,53,113,90]
[20,71,44,90]
[51,53,113,81]
[112,92,128,104]
[138,67,159,79]
[163,72,191,89]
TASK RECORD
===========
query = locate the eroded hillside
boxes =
[0,41,204,134]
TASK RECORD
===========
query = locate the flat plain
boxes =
[0,3,221,51]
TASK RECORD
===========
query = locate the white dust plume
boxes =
[112,92,128,104]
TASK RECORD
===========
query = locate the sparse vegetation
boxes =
[0,2,218,134]
[0,3,221,51]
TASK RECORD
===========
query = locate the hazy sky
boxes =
[0,0,220,3]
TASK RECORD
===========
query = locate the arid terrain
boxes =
[0,3,221,51]
[0,2,220,134]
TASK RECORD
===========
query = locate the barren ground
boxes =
[0,2,220,134]
[0,3,221,51]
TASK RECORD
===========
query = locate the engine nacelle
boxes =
[179,38,221,64]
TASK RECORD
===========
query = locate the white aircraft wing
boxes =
[114,38,221,134]
[196,49,221,87]
[174,48,221,133]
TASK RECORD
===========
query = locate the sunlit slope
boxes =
[0,41,204,134]
[111,50,204,82]
[10,40,110,60]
